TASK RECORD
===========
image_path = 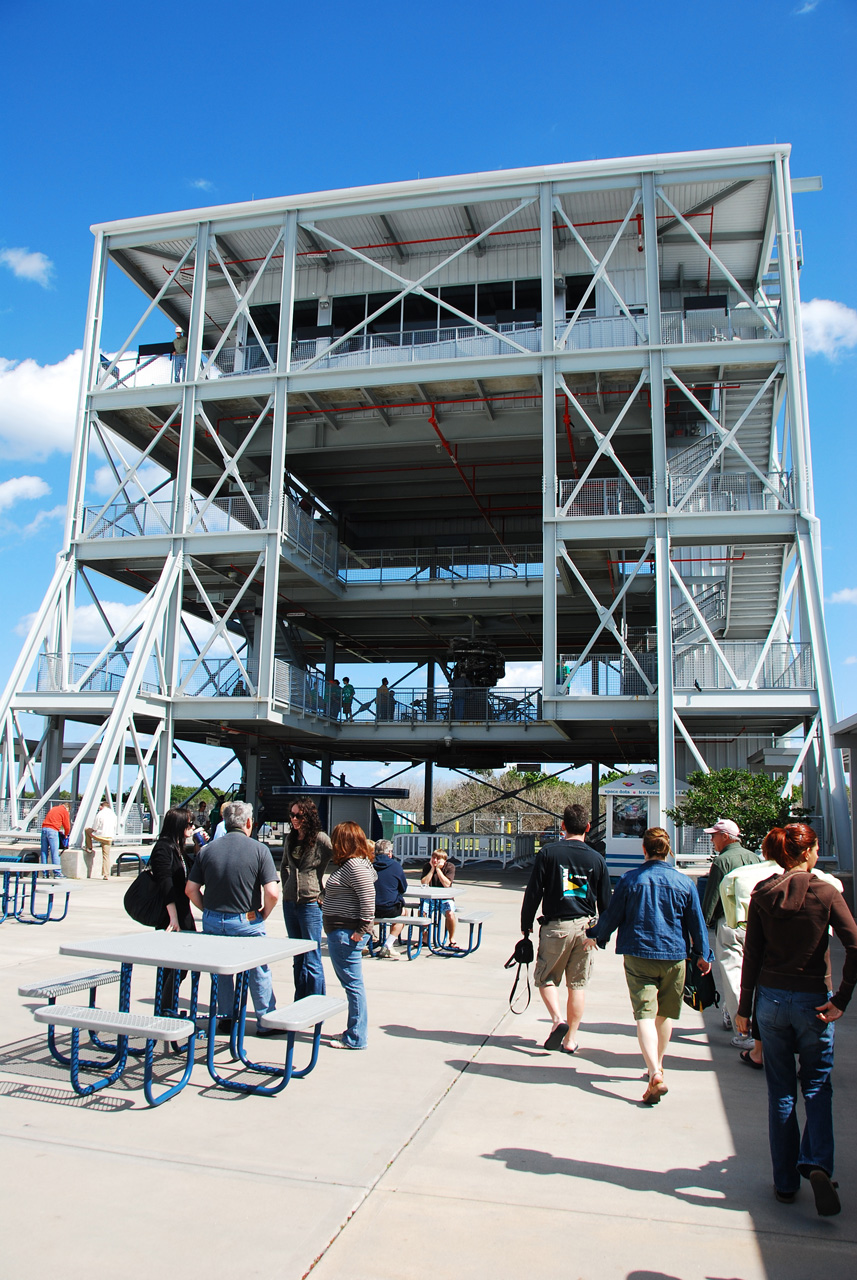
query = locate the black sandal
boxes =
[740,1049,764,1070]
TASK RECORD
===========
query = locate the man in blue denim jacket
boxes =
[584,828,713,1104]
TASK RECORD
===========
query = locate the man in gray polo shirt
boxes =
[186,800,281,1035]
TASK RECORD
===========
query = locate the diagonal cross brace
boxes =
[297,199,538,370]
[553,194,646,348]
[669,560,742,687]
[667,370,790,508]
[190,399,273,531]
[655,187,780,337]
[672,365,786,511]
[559,542,656,692]
[179,555,264,695]
[558,370,650,512]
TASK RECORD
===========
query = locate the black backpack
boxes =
[683,957,720,1012]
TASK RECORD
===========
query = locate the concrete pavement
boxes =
[0,866,854,1279]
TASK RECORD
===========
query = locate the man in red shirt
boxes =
[41,803,71,874]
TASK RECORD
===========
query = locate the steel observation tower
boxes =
[0,145,849,866]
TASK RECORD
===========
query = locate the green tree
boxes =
[666,768,807,850]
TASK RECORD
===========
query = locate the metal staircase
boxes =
[724,544,786,639]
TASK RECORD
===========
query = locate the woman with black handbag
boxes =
[149,809,197,1012]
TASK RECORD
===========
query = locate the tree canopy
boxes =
[666,768,807,850]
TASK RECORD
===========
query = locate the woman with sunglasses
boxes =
[282,797,332,999]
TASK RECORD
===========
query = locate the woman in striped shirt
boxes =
[323,822,377,1049]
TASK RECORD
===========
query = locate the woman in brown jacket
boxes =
[282,797,332,998]
[736,823,857,1216]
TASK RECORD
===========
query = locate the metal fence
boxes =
[557,477,652,516]
[661,309,773,344]
[339,545,543,585]
[83,493,270,540]
[36,653,161,694]
[674,642,814,690]
[177,657,256,698]
[393,831,534,867]
[558,652,658,697]
[345,686,541,725]
[94,303,778,395]
[282,498,339,576]
[272,660,329,716]
[669,471,793,512]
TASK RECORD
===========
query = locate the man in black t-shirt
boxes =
[186,800,281,1035]
[521,803,611,1054]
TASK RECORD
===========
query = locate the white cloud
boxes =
[830,587,857,604]
[22,503,66,536]
[91,460,170,500]
[0,350,81,458]
[0,474,50,511]
[191,179,214,191]
[844,656,857,666]
[497,661,542,689]
[0,247,54,287]
[71,600,152,646]
[796,1,820,13]
[801,298,857,358]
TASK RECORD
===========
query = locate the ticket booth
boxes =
[600,771,688,878]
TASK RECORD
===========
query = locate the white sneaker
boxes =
[722,1009,733,1031]
[731,1033,755,1050]
[377,945,400,961]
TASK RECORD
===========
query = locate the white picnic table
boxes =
[59,931,316,1094]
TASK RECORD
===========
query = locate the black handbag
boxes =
[504,936,535,1012]
[124,864,167,928]
[683,956,720,1012]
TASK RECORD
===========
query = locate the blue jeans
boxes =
[754,985,835,1193]
[325,928,369,1048]
[202,909,276,1020]
[283,900,326,999]
[40,828,61,868]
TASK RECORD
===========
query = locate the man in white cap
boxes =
[701,818,760,1048]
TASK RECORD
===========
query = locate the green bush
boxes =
[666,768,808,850]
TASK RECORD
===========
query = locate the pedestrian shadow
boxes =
[483,1146,745,1211]
[381,1025,547,1056]
[448,1057,646,1106]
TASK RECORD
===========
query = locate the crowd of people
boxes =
[520,802,856,1217]
[113,790,857,1217]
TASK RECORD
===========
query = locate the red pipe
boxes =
[426,405,518,564]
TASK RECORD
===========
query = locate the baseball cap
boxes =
[704,818,741,837]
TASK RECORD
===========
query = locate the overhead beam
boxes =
[462,206,487,257]
[656,179,755,238]
[300,228,334,273]
[474,378,495,421]
[378,215,408,262]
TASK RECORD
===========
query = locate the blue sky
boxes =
[1,0,855,793]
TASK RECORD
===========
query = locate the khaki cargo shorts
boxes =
[623,955,685,1020]
[534,917,594,990]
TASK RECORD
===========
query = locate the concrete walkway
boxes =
[0,867,854,1279]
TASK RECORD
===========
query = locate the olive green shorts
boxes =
[623,955,685,1020]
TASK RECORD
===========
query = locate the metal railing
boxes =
[556,314,649,350]
[558,652,657,697]
[674,642,814,690]
[671,582,726,641]
[82,493,270,540]
[557,641,813,695]
[661,309,775,344]
[290,322,544,371]
[201,344,277,378]
[339,545,543,585]
[557,476,652,516]
[272,661,330,717]
[669,471,793,512]
[177,657,256,698]
[93,300,781,394]
[35,653,161,695]
[282,498,339,576]
[343,686,542,725]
